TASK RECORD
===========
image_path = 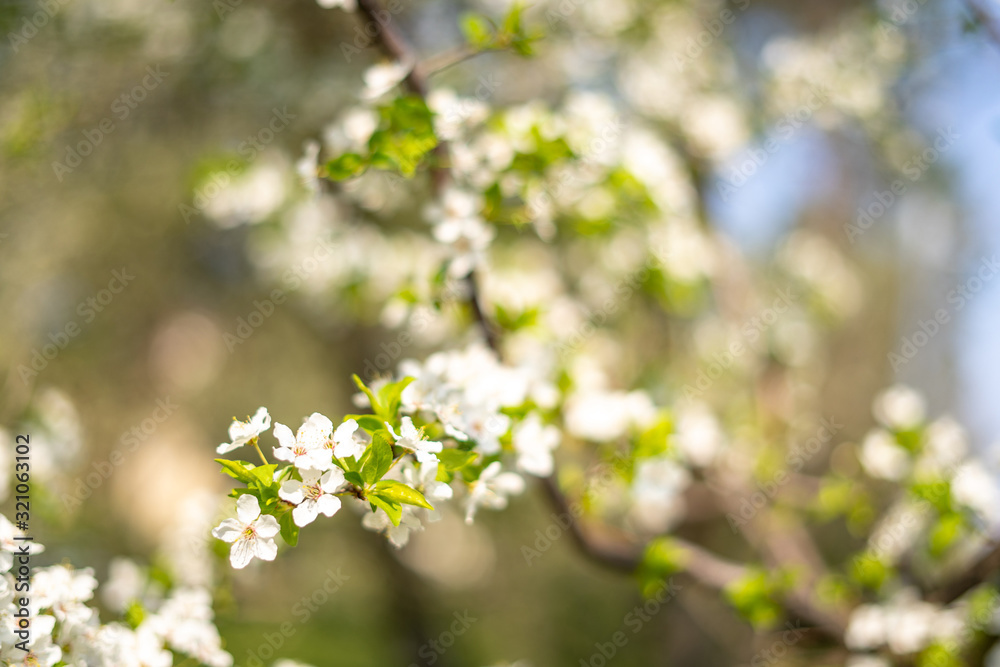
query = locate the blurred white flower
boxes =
[362,62,410,99]
[672,402,724,467]
[362,504,424,547]
[465,462,525,524]
[859,430,909,481]
[873,385,925,431]
[317,0,356,9]
[512,414,560,477]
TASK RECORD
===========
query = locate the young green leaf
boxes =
[375,480,434,510]
[352,374,382,416]
[436,449,478,471]
[371,430,394,480]
[215,459,256,484]
[279,509,300,547]
[344,471,366,489]
[325,152,367,180]
[377,376,415,420]
[461,13,495,48]
[346,414,385,433]
[369,495,403,527]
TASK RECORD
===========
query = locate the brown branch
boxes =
[540,476,746,588]
[929,541,1000,604]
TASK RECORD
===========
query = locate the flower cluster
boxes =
[0,514,232,667]
[212,343,560,559]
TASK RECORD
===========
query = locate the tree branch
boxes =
[539,476,746,588]
[929,540,1000,604]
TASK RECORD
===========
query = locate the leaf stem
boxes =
[251,438,269,466]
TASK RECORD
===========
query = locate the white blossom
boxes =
[279,468,346,526]
[388,417,443,464]
[217,407,271,454]
[330,418,364,459]
[211,495,280,569]
[273,412,335,471]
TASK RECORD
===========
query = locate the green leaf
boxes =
[358,447,376,485]
[352,374,382,416]
[124,600,145,629]
[723,569,787,629]
[461,13,495,48]
[248,463,278,486]
[375,480,434,510]
[325,152,367,180]
[347,414,385,433]
[371,431,394,480]
[279,509,300,547]
[436,449,478,471]
[369,495,403,527]
[344,471,366,489]
[637,537,689,598]
[215,459,256,484]
[377,376,415,421]
[929,513,965,558]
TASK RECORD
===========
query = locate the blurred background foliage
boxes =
[1,0,996,664]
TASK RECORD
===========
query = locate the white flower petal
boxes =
[316,494,342,517]
[212,518,243,543]
[230,538,255,569]
[254,537,278,562]
[293,501,319,527]
[236,495,262,523]
[255,514,280,539]
[279,480,306,505]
